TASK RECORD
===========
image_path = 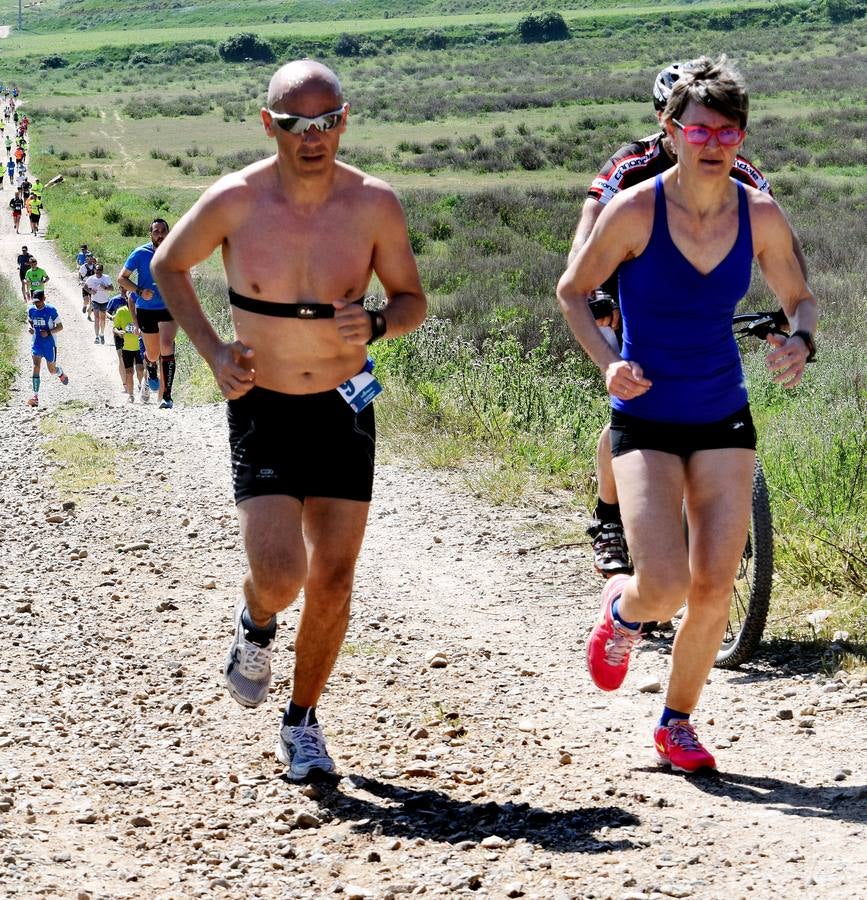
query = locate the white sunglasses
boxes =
[266,105,345,134]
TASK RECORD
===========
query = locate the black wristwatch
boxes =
[791,330,816,363]
[366,310,387,345]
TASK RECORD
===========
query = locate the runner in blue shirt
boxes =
[118,218,177,408]
[76,244,89,266]
[27,289,70,407]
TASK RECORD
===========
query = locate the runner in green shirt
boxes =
[112,303,143,401]
[23,256,49,301]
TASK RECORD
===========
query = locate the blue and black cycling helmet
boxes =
[653,61,692,111]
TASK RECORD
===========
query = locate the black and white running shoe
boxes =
[223,601,274,708]
[587,519,632,576]
[276,711,338,783]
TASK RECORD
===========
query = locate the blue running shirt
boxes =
[123,243,164,310]
[614,176,753,424]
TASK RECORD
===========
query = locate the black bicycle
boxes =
[709,309,789,668]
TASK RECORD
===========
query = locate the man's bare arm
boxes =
[152,185,254,398]
[369,187,427,336]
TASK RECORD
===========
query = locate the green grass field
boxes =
[7,0,866,643]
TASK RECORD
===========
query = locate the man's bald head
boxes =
[267,60,343,112]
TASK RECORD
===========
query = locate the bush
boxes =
[517,12,570,43]
[218,32,274,63]
[825,0,867,22]
[334,34,362,57]
[103,206,122,224]
[89,146,109,159]
[417,30,447,51]
[40,54,68,69]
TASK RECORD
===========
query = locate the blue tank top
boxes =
[614,175,753,424]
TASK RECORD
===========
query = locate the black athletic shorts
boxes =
[136,306,173,334]
[227,385,376,505]
[610,404,756,459]
[113,334,124,351]
[121,348,142,369]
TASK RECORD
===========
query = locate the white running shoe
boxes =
[276,712,338,782]
[223,601,274,708]
[140,383,150,403]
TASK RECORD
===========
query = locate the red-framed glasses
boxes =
[672,118,746,146]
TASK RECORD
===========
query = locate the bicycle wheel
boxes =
[714,457,773,669]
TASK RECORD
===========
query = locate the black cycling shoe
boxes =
[587,519,632,576]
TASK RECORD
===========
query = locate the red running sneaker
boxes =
[586,573,640,691]
[654,721,717,773]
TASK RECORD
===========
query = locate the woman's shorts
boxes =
[91,300,109,312]
[227,385,376,505]
[136,306,173,334]
[610,404,756,459]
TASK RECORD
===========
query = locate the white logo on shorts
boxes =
[731,421,745,430]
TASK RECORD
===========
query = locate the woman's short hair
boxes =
[662,55,748,129]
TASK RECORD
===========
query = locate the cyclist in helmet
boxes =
[569,59,806,578]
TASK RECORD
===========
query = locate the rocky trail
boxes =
[0,206,865,900]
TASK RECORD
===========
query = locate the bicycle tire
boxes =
[714,457,773,669]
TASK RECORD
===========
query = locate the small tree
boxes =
[517,12,570,43]
[218,33,274,63]
[40,54,68,69]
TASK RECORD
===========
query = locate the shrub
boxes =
[334,34,362,57]
[218,33,274,63]
[417,30,447,51]
[518,12,570,43]
[104,207,122,224]
[825,0,867,23]
[88,146,109,159]
[40,55,68,69]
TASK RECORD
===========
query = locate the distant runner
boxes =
[118,218,178,409]
[23,256,49,302]
[9,190,22,233]
[27,289,69,407]
[16,244,30,299]
[84,262,114,344]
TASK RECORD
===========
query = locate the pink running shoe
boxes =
[654,721,717,773]
[586,572,640,691]
[26,394,38,407]
[59,373,69,386]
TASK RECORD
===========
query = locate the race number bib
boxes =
[337,357,382,413]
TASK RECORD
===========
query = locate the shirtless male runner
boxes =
[152,59,426,781]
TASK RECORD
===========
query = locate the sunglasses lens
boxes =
[686,127,710,144]
[320,113,342,131]
[719,130,743,145]
[276,117,302,133]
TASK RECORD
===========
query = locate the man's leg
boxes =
[224,495,307,710]
[28,355,40,405]
[140,330,161,392]
[293,496,370,707]
[588,422,631,575]
[277,496,369,781]
[158,319,179,407]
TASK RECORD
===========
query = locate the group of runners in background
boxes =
[12,86,178,410]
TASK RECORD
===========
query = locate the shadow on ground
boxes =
[293,775,640,853]
[635,767,867,825]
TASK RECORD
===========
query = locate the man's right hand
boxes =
[210,341,255,399]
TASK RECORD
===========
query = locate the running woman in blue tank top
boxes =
[557,57,818,773]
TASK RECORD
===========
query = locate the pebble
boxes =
[480,835,508,849]
[294,812,322,829]
[777,709,794,720]
[638,677,662,694]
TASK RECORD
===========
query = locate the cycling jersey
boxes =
[588,132,771,206]
[123,242,165,310]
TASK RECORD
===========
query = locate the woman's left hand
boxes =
[765,333,808,388]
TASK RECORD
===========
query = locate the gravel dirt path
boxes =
[0,206,865,900]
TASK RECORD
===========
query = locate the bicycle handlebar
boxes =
[732,308,789,341]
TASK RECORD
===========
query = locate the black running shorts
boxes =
[610,404,756,459]
[227,386,376,505]
[136,306,173,333]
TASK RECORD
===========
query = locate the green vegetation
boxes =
[13,0,866,644]
[0,275,24,403]
[40,409,124,497]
